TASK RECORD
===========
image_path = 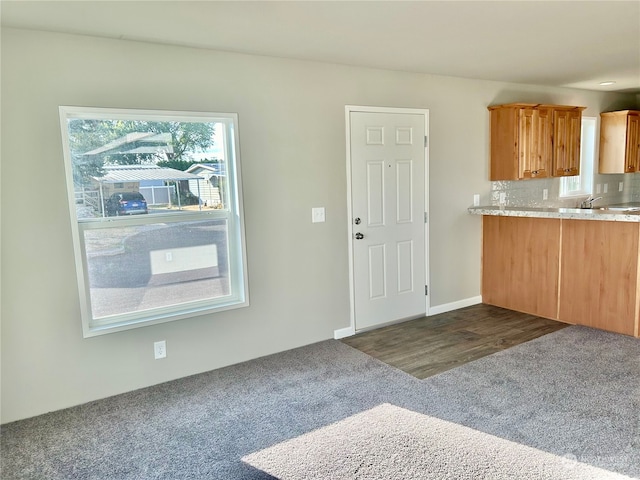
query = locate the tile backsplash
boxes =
[490,175,640,208]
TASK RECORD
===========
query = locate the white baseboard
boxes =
[428,296,482,316]
[334,326,356,339]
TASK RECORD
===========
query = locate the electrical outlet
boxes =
[154,340,166,359]
[596,184,602,194]
[604,183,608,193]
[499,192,506,205]
[473,194,480,206]
[619,182,624,192]
[543,189,548,200]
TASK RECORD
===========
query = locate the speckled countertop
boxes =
[468,203,640,222]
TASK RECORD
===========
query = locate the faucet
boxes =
[579,196,603,209]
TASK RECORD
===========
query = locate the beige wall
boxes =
[1,28,637,423]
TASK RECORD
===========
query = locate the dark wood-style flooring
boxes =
[341,303,568,379]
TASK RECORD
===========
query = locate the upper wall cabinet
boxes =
[552,107,583,177]
[599,110,640,174]
[488,103,585,181]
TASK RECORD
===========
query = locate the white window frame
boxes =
[560,116,597,198]
[59,106,249,337]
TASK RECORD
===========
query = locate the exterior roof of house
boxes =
[93,165,201,183]
[186,162,226,177]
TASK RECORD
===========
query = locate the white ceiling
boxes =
[2,0,640,94]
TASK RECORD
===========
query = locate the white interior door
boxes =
[349,110,427,331]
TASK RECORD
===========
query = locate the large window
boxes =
[560,117,597,198]
[59,107,248,337]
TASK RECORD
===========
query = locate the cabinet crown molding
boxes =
[488,103,586,111]
[601,110,640,116]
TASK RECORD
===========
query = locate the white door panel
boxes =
[350,111,426,330]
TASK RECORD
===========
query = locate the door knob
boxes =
[355,232,364,240]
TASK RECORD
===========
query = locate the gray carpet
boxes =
[243,403,633,479]
[1,326,639,479]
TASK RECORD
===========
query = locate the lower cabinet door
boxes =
[482,216,561,319]
[559,219,638,336]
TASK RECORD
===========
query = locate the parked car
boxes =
[105,192,148,216]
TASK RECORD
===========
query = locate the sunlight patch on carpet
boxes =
[243,403,633,480]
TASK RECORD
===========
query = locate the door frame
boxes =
[336,105,430,338]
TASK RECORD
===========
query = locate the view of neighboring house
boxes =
[76,131,209,215]
[88,165,203,214]
[186,162,227,208]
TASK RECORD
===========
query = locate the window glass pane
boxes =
[60,107,248,336]
[66,117,230,218]
[84,218,233,321]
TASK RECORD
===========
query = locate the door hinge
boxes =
[425,285,428,295]
[424,135,428,148]
[424,212,428,223]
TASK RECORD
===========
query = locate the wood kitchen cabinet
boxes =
[482,215,560,319]
[552,107,582,176]
[488,103,585,180]
[481,214,640,337]
[599,110,640,174]
[489,104,551,180]
[559,220,638,336]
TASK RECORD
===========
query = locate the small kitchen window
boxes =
[560,116,597,197]
[59,106,249,337]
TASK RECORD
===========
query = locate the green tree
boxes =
[148,122,215,160]
[66,118,216,185]
[66,119,121,186]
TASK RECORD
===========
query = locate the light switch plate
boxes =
[312,207,325,223]
[604,183,608,193]
[473,194,480,206]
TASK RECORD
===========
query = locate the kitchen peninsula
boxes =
[469,205,640,337]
